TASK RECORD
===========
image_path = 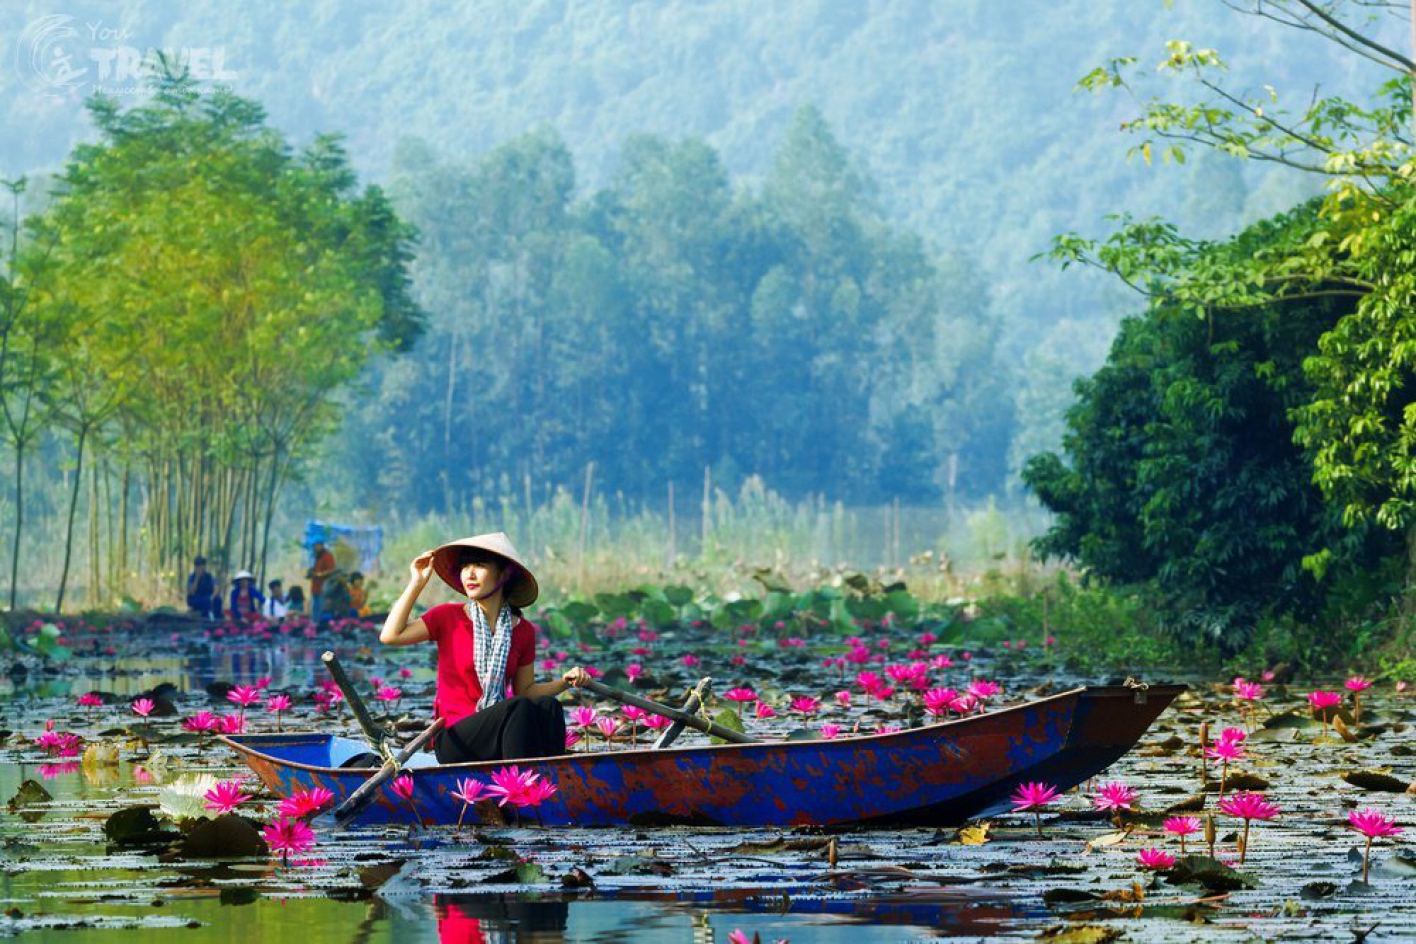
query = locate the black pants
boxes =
[435,696,566,764]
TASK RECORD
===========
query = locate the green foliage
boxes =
[1025,227,1399,648]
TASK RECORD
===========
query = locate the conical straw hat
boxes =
[430,532,539,608]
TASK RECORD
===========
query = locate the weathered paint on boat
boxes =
[220,684,1184,827]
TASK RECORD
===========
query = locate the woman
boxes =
[228,570,265,622]
[380,532,588,763]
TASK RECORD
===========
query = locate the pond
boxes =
[2,614,1414,942]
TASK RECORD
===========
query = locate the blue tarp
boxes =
[302,520,383,574]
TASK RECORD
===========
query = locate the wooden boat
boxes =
[220,683,1184,827]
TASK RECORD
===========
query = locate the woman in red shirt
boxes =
[380,532,588,763]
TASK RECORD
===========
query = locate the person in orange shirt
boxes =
[348,571,372,618]
[308,540,337,623]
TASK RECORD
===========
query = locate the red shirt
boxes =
[422,603,536,726]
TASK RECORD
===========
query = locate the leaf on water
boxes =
[1164,854,1258,891]
[1300,881,1338,900]
[177,814,267,859]
[1220,772,1270,791]
[514,861,547,884]
[1036,924,1124,943]
[6,779,51,811]
[1084,830,1130,852]
[1163,795,1207,813]
[708,708,746,745]
[1042,888,1101,905]
[955,822,991,845]
[157,773,220,822]
[104,806,178,846]
[82,741,121,768]
[357,861,404,889]
[1341,769,1410,793]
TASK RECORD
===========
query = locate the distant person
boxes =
[286,585,307,617]
[319,569,353,623]
[348,571,372,618]
[262,579,289,620]
[307,540,337,622]
[186,556,216,619]
[229,570,265,622]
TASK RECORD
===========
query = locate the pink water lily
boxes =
[202,779,252,815]
[131,698,155,718]
[569,706,598,729]
[723,687,758,705]
[391,774,415,801]
[265,694,292,732]
[625,664,643,682]
[789,696,820,716]
[1346,676,1373,722]
[967,680,1001,701]
[1307,690,1343,737]
[1349,808,1402,883]
[375,685,402,702]
[1164,815,1202,854]
[819,724,841,740]
[1218,791,1280,864]
[277,786,335,818]
[1137,847,1176,870]
[1205,738,1245,795]
[262,816,316,866]
[227,685,261,710]
[451,777,490,836]
[1011,781,1060,837]
[182,711,218,734]
[1092,780,1137,812]
[754,701,777,719]
[923,687,961,717]
[487,765,557,809]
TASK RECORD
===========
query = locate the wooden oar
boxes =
[583,678,757,744]
[321,651,396,761]
[332,716,445,825]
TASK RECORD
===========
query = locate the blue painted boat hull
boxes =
[220,684,1183,827]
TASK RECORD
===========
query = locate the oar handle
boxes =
[333,716,445,825]
[582,678,757,744]
[322,651,394,760]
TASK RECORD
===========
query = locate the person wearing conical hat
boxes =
[380,532,589,763]
[228,570,265,623]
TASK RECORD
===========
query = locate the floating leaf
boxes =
[6,779,51,812]
[956,822,991,845]
[1341,769,1409,793]
[178,813,267,859]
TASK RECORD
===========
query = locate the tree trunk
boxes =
[55,423,89,612]
[8,438,23,609]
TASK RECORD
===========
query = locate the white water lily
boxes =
[157,772,221,821]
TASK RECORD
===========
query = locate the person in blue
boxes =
[186,556,216,619]
[228,570,266,622]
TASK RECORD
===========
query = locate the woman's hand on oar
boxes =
[560,666,592,692]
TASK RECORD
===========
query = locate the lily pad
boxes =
[104,806,179,846]
[1165,854,1258,891]
[177,814,267,859]
[1341,769,1410,793]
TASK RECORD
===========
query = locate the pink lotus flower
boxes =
[451,777,490,835]
[621,706,648,724]
[391,774,415,801]
[569,706,598,729]
[819,724,841,740]
[203,779,252,814]
[682,654,701,668]
[626,664,643,682]
[277,786,335,818]
[1346,676,1373,693]
[266,694,291,712]
[967,680,1001,700]
[723,687,758,705]
[77,692,104,708]
[835,690,852,709]
[218,714,245,734]
[1011,781,1060,836]
[923,687,960,717]
[1164,815,1202,854]
[399,667,413,679]
[594,716,621,739]
[1349,808,1402,883]
[565,731,582,750]
[1218,727,1246,744]
[487,766,557,809]
[227,685,261,709]
[789,696,820,716]
[1232,678,1264,701]
[131,698,155,718]
[1218,791,1280,863]
[254,676,272,689]
[1307,690,1342,711]
[1205,739,1244,761]
[1137,848,1176,870]
[375,685,402,702]
[643,714,672,731]
[1093,780,1138,814]
[262,816,317,865]
[754,701,777,719]
[182,711,218,733]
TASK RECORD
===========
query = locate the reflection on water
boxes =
[0,643,344,700]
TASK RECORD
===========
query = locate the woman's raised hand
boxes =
[409,551,436,586]
[561,666,592,689]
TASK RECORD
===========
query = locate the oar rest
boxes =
[654,677,713,749]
